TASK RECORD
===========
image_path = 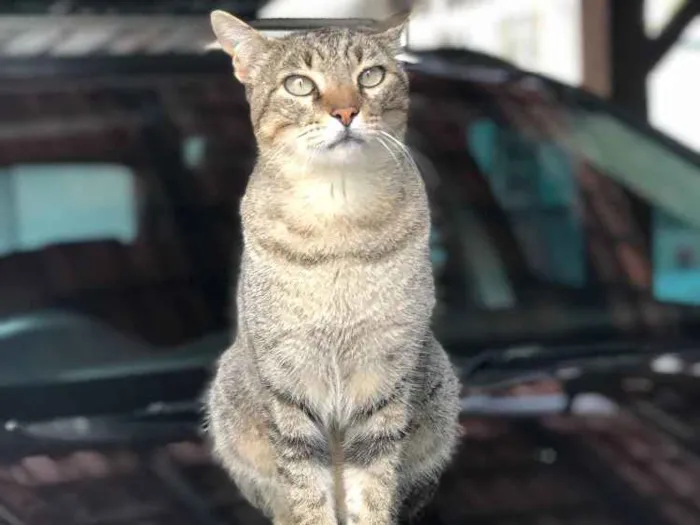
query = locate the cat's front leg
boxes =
[273,458,336,525]
[342,401,410,525]
[267,399,337,525]
[344,455,400,525]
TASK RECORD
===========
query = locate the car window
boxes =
[0,163,137,256]
[467,117,586,289]
[654,209,700,305]
[568,112,700,230]
[465,98,700,308]
[0,155,219,346]
[567,110,700,306]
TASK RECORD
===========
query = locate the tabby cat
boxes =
[205,10,461,525]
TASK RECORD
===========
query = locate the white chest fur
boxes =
[289,170,378,219]
[277,144,401,224]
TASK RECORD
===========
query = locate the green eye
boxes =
[284,75,316,96]
[358,66,386,88]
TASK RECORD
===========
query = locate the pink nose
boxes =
[330,107,359,127]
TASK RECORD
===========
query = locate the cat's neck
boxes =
[241,140,428,264]
[245,144,419,236]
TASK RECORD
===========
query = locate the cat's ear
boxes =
[374,10,410,53]
[210,10,268,83]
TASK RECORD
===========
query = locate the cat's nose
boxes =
[330,107,359,127]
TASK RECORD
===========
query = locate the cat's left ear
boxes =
[374,11,410,54]
[210,10,269,83]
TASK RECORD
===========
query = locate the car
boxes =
[1,16,700,525]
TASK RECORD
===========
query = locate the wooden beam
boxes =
[610,0,649,117]
[581,0,612,97]
[646,0,700,70]
[584,0,699,117]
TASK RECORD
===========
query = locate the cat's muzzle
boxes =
[326,130,365,150]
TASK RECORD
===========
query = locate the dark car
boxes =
[1,16,700,525]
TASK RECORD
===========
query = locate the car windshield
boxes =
[409,66,700,349]
[1,45,700,389]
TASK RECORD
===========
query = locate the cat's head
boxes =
[210,11,410,164]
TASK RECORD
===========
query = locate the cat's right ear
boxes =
[210,10,267,83]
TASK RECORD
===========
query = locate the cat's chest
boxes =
[285,172,381,220]
[242,258,426,426]
[258,262,390,324]
[243,258,410,357]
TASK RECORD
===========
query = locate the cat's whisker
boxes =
[377,130,421,176]
[296,126,321,141]
[376,129,411,156]
[367,130,414,174]
[374,133,401,158]
[372,135,403,170]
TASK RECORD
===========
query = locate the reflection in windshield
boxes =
[569,113,700,230]
[0,164,137,256]
[468,118,585,289]
[568,112,700,306]
[464,104,700,315]
[654,209,700,305]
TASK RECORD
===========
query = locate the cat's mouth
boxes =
[325,131,365,150]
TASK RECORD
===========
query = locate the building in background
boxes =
[406,0,582,86]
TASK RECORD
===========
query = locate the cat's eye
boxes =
[358,66,386,88]
[283,75,316,96]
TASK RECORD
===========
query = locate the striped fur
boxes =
[205,11,461,525]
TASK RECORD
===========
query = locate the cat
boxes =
[205,10,461,525]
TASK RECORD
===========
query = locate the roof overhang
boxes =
[0,15,393,57]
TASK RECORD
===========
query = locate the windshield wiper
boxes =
[0,356,211,423]
[456,338,700,384]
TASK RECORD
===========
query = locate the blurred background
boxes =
[0,1,700,525]
[2,0,698,146]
